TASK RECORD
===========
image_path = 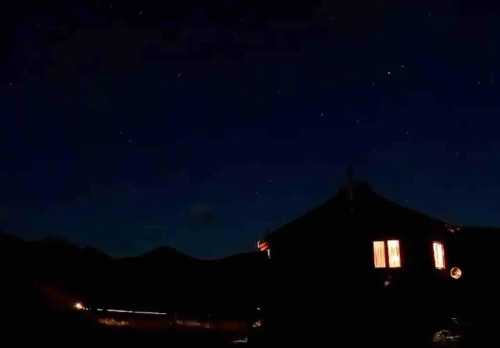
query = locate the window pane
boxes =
[387,240,401,268]
[433,242,446,270]
[373,241,386,268]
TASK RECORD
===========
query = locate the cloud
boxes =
[188,203,217,226]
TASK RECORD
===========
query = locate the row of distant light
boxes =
[74,302,167,316]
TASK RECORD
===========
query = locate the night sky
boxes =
[2,1,500,258]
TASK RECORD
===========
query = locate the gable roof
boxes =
[266,181,452,245]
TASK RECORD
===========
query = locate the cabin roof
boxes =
[265,181,453,245]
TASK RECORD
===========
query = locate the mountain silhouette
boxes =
[0,233,265,321]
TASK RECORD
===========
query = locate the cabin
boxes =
[255,181,466,346]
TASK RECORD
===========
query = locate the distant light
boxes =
[74,302,86,311]
[384,280,391,288]
[106,308,167,316]
[450,267,463,280]
[387,71,392,76]
[266,248,271,259]
[446,225,461,234]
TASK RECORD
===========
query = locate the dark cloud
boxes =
[188,204,217,226]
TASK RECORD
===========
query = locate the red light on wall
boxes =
[257,240,270,252]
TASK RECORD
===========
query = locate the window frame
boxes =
[373,239,402,269]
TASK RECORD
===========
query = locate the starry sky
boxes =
[2,0,500,258]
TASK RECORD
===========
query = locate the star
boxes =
[8,82,13,87]
[400,64,406,69]
[177,72,183,79]
[320,112,325,117]
[387,71,392,76]
[138,10,143,16]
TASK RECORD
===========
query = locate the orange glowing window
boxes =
[387,240,401,268]
[373,240,401,269]
[433,242,446,270]
[373,241,386,268]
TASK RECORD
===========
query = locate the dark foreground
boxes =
[0,290,489,348]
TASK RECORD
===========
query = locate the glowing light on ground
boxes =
[98,318,130,327]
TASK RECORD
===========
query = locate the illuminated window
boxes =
[433,242,446,270]
[373,240,401,269]
[387,240,401,268]
[373,241,386,268]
